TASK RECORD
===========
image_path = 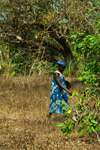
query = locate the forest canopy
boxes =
[0,0,100,75]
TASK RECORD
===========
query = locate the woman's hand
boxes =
[67,90,72,96]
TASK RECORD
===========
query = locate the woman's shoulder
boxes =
[54,70,63,77]
[54,70,61,74]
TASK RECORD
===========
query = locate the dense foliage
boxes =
[56,1,100,138]
[57,32,100,138]
[0,0,99,75]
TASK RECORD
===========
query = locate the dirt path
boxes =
[0,75,100,150]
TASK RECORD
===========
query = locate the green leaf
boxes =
[78,42,83,48]
[79,33,85,35]
[97,102,100,108]
[89,114,92,120]
[71,41,76,44]
[64,132,69,136]
[11,71,16,76]
[91,120,98,125]
[71,34,77,38]
[82,118,87,124]
[84,81,87,85]
[78,76,83,81]
[56,123,64,127]
[91,127,96,132]
[68,124,72,131]
[96,126,100,131]
[78,118,81,124]
[79,129,85,134]
[62,125,66,130]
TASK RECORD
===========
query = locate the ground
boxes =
[0,74,100,150]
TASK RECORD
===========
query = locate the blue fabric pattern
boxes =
[49,70,70,114]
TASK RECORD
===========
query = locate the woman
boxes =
[48,60,72,118]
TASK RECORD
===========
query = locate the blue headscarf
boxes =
[57,61,67,66]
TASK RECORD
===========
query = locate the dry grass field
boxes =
[0,74,100,150]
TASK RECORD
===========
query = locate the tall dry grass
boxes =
[0,74,100,150]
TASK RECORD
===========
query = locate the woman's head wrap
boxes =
[57,61,67,66]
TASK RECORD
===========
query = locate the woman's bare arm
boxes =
[54,73,72,96]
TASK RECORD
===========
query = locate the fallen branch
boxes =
[95,131,100,142]
[70,141,78,150]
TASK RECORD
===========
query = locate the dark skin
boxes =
[48,64,72,118]
[54,65,72,96]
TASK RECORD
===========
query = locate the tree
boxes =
[0,0,99,74]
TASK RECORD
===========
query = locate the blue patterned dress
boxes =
[49,70,70,114]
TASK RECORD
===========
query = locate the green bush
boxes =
[57,33,100,138]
